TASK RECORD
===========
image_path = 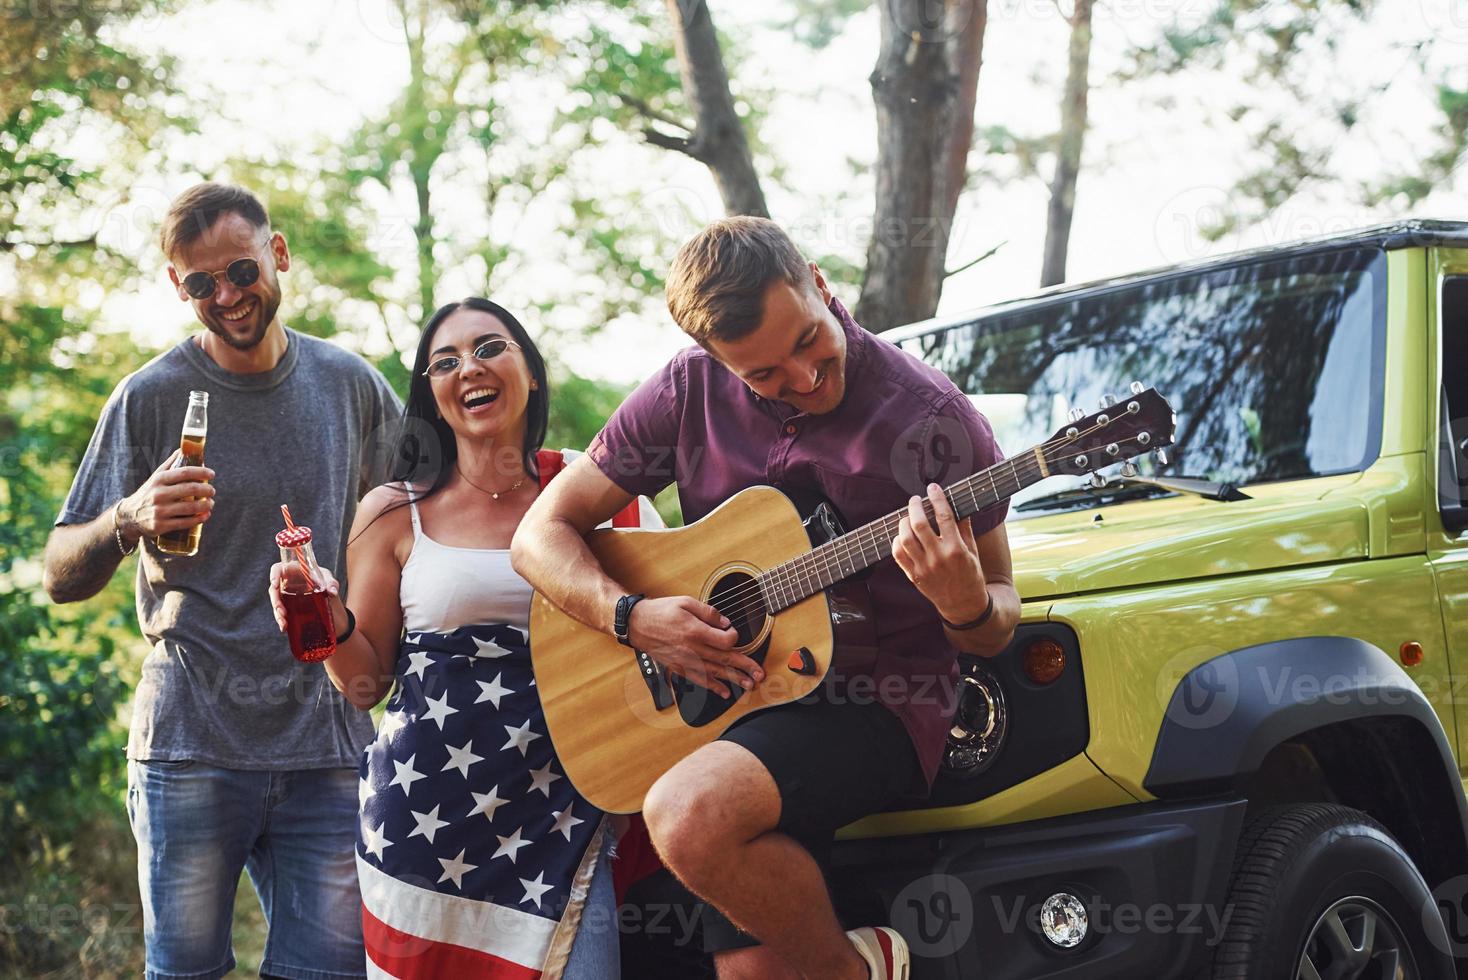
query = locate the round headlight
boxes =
[943,662,1008,774]
[1040,892,1088,948]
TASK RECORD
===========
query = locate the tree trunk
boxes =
[1040,0,1094,288]
[663,0,768,217]
[402,0,437,320]
[856,0,987,333]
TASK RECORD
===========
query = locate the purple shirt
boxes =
[588,299,1007,786]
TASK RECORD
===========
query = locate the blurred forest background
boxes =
[3,0,1464,974]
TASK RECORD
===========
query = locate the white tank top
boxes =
[398,487,533,634]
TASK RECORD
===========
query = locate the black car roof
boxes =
[885,217,1468,344]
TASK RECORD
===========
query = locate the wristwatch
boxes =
[614,593,645,648]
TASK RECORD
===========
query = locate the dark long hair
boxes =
[388,297,550,509]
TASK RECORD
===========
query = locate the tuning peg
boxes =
[1154,448,1169,467]
[1099,394,1115,408]
[1122,461,1138,478]
[1130,381,1144,394]
[1138,432,1151,446]
[1068,408,1084,423]
[1105,443,1120,456]
[1089,472,1109,489]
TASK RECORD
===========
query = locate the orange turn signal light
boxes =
[1400,641,1424,667]
[1023,637,1067,684]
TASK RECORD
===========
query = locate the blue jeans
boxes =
[562,837,621,980]
[127,760,365,980]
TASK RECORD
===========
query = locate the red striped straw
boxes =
[278,504,319,593]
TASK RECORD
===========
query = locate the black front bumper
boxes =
[827,796,1247,979]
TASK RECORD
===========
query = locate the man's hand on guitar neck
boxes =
[893,482,988,614]
[628,596,766,700]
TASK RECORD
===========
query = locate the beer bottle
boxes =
[157,390,209,556]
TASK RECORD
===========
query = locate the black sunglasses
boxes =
[181,252,265,300]
[423,338,522,378]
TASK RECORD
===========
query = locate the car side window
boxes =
[1440,277,1468,520]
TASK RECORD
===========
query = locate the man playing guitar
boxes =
[512,216,1019,979]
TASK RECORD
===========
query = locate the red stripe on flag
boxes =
[363,903,542,979]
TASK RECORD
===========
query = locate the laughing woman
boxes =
[269,298,646,979]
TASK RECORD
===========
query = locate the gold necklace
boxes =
[456,464,528,501]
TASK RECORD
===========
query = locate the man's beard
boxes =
[206,297,277,350]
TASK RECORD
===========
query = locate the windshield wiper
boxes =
[1111,474,1250,502]
[1015,474,1250,513]
[1015,482,1174,513]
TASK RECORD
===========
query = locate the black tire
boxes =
[1210,803,1455,979]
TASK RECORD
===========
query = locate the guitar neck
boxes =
[759,450,1048,614]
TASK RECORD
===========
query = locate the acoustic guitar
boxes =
[530,386,1176,812]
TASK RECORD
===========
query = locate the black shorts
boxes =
[679,692,925,953]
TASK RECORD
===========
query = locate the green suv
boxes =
[827,220,1468,979]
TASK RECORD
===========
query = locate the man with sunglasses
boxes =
[44,182,401,980]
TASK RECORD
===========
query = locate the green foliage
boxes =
[545,370,634,451]
[769,0,871,50]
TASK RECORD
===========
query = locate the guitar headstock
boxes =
[1042,383,1176,486]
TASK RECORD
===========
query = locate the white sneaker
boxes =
[846,925,911,979]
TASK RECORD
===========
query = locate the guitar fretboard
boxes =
[756,451,1050,614]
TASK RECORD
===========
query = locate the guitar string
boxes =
[706,416,1157,623]
[714,418,1152,622]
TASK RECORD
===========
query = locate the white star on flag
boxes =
[475,673,512,708]
[472,635,512,659]
[405,650,433,680]
[437,848,478,889]
[528,761,562,798]
[361,821,393,860]
[469,786,509,823]
[422,691,459,731]
[442,740,484,779]
[378,710,408,741]
[408,804,450,845]
[519,871,554,909]
[389,754,426,796]
[550,806,585,842]
[501,719,541,756]
[359,776,375,808]
[493,827,533,863]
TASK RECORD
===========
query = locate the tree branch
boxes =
[642,126,697,157]
[616,92,693,134]
[0,235,99,253]
[944,240,1005,279]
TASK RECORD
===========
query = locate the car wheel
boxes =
[1210,803,1455,979]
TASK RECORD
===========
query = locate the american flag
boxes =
[357,623,605,978]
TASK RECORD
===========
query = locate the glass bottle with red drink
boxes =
[275,524,337,662]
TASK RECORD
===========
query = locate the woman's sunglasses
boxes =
[180,252,265,300]
[422,338,522,378]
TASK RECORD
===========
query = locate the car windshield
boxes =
[899,247,1387,518]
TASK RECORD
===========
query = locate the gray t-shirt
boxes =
[57,329,403,770]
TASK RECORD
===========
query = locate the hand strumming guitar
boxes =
[627,596,766,699]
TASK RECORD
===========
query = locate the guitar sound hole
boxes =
[708,572,767,647]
